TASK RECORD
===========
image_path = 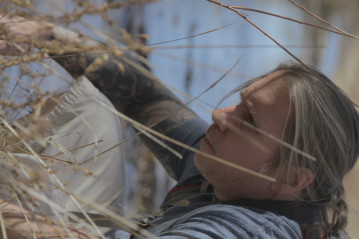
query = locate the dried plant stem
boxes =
[134,125,183,159]
[152,44,325,49]
[153,50,247,78]
[147,21,240,46]
[287,0,359,40]
[0,119,106,238]
[207,0,308,69]
[58,0,158,24]
[12,182,107,239]
[80,133,141,165]
[232,6,359,40]
[15,197,38,239]
[70,194,158,239]
[0,210,8,239]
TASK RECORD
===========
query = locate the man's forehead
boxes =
[244,70,293,126]
[245,70,288,97]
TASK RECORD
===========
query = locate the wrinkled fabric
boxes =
[37,77,126,214]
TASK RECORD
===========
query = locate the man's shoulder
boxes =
[181,203,302,238]
[190,203,298,222]
[112,200,303,239]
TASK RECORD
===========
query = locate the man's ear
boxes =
[271,167,314,198]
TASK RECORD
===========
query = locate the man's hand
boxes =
[0,14,54,55]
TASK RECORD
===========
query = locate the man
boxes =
[1,15,358,239]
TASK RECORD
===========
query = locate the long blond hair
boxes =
[219,63,358,235]
[274,63,359,235]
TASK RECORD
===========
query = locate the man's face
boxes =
[194,70,293,201]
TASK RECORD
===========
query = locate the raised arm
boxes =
[53,50,201,177]
[52,51,197,130]
[0,15,203,179]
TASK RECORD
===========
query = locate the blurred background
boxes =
[1,0,359,237]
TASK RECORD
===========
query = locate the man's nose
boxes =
[211,106,236,132]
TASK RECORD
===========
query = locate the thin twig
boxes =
[15,197,38,239]
[0,209,8,239]
[232,6,359,40]
[58,0,159,23]
[287,0,359,40]
[147,21,240,46]
[151,44,326,49]
[207,0,309,69]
